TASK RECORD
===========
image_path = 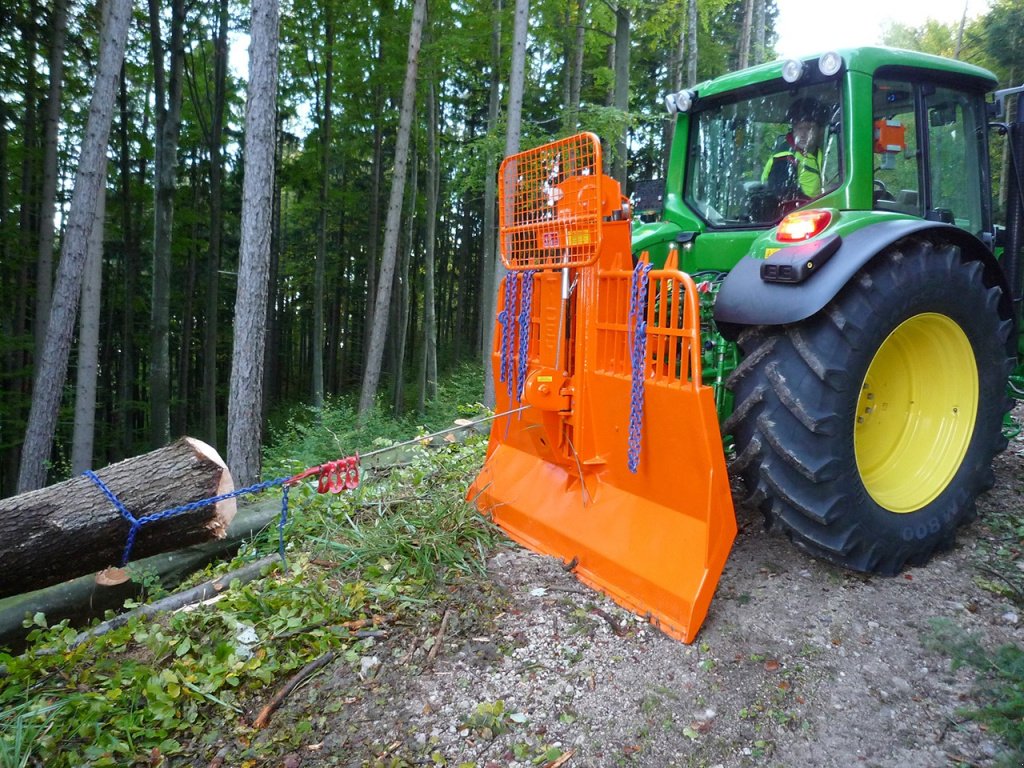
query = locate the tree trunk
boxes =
[480,0,502,406]
[569,0,585,131]
[753,0,765,65]
[418,80,439,413]
[357,0,426,420]
[2,438,236,599]
[312,2,335,410]
[687,0,698,87]
[148,0,186,448]
[362,3,387,370]
[33,0,68,366]
[202,0,231,448]
[738,0,753,70]
[485,0,528,408]
[17,0,133,493]
[392,141,417,416]
[227,0,279,487]
[612,3,630,186]
[71,165,106,474]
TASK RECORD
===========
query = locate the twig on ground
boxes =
[426,608,452,666]
[252,650,337,729]
[543,750,575,768]
[590,606,624,636]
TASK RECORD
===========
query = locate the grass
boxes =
[926,620,1024,767]
[0,365,496,767]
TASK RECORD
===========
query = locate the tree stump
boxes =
[0,438,236,599]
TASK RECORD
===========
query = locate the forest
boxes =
[0,0,1021,497]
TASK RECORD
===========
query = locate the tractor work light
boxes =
[664,89,695,114]
[776,209,833,242]
[781,58,804,83]
[818,51,843,76]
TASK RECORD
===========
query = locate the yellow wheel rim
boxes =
[854,313,978,514]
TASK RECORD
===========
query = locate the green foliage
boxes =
[263,362,483,478]
[0,368,495,766]
[927,620,1024,766]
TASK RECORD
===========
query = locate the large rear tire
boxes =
[724,238,1013,575]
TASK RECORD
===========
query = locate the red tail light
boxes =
[776,209,833,242]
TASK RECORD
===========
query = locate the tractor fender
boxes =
[713,219,1011,339]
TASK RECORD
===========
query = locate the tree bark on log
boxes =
[0,437,236,599]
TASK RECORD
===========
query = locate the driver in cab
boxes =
[762,96,828,200]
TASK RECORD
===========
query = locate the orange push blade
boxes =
[469,398,734,643]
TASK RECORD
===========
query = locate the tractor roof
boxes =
[693,46,998,100]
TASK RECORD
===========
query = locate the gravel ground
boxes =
[257,446,1024,768]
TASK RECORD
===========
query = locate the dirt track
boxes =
[257,444,1024,768]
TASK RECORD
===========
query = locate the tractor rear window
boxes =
[685,81,843,228]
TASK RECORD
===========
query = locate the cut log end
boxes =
[187,438,238,538]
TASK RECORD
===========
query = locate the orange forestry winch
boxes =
[467,133,737,643]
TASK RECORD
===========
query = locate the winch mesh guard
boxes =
[499,132,604,271]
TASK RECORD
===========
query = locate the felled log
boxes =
[0,437,236,599]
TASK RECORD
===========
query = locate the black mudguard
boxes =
[713,219,1010,339]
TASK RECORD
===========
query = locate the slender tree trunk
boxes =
[392,141,417,416]
[954,1,967,59]
[738,0,753,70]
[418,81,439,413]
[612,3,630,186]
[148,0,186,448]
[313,3,335,410]
[18,0,133,492]
[194,0,230,447]
[227,0,279,487]
[753,0,765,65]
[569,0,585,129]
[33,0,68,366]
[485,0,528,408]
[357,0,427,420]
[362,3,387,368]
[687,0,698,87]
[116,66,138,458]
[480,0,502,405]
[72,166,106,474]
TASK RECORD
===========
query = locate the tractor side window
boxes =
[925,87,986,233]
[873,79,922,216]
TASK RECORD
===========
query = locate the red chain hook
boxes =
[285,454,361,494]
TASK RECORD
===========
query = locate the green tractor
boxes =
[635,46,1024,576]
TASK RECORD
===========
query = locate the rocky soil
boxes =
[254,447,1024,768]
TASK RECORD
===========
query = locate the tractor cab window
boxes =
[685,80,842,227]
[872,80,922,215]
[925,87,986,233]
[873,78,988,234]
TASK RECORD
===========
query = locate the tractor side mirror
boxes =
[632,179,666,221]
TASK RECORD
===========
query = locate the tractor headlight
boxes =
[781,58,804,83]
[664,92,678,114]
[818,51,843,76]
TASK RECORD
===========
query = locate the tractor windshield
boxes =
[685,80,843,227]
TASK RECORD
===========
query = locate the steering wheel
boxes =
[873,178,894,202]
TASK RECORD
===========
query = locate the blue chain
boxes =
[84,470,292,567]
[497,271,520,402]
[515,270,536,403]
[627,261,652,473]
